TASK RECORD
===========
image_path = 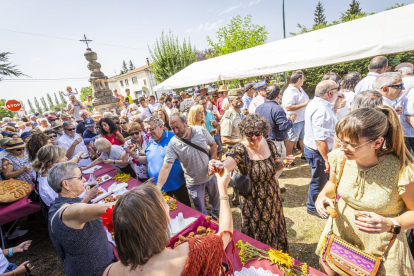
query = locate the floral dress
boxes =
[228,139,288,252]
[4,151,35,186]
[316,149,414,275]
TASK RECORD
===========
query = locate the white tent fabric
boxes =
[155,4,414,91]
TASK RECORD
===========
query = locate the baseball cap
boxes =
[20,132,32,140]
[85,118,95,127]
[244,83,255,92]
[1,131,11,137]
[256,80,269,91]
[48,115,58,121]
[194,90,201,95]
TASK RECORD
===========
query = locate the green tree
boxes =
[149,30,197,83]
[0,107,15,120]
[59,92,67,104]
[120,60,128,74]
[129,60,135,71]
[40,96,48,112]
[34,97,42,114]
[206,14,268,57]
[314,1,327,27]
[339,0,366,22]
[27,99,35,114]
[0,52,26,80]
[80,86,93,102]
[54,92,60,105]
[386,3,406,10]
[46,93,54,110]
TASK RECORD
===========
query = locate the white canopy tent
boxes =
[155,4,414,91]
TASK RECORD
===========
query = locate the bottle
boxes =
[88,172,98,188]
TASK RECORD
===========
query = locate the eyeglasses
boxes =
[48,134,57,138]
[114,122,120,125]
[173,101,178,104]
[66,128,75,131]
[64,175,83,181]
[14,148,24,152]
[145,126,157,132]
[131,131,141,136]
[334,137,373,151]
[245,132,262,138]
[330,87,341,92]
[120,122,128,125]
[386,83,404,89]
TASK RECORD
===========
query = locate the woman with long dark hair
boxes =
[97,118,125,146]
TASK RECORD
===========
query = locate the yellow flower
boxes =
[301,263,308,274]
[268,249,293,268]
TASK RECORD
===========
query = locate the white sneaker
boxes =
[7,226,28,240]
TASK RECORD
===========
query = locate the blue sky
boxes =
[1,0,412,104]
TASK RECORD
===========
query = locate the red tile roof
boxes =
[108,64,151,81]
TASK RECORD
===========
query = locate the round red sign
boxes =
[5,100,22,112]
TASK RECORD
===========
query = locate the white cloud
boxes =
[186,19,224,33]
[219,3,243,15]
[247,0,260,7]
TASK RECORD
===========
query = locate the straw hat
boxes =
[218,85,228,92]
[51,120,63,129]
[15,121,25,127]
[92,111,102,118]
[5,137,26,150]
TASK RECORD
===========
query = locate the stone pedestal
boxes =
[84,48,120,114]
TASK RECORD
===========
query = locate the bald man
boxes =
[303,80,342,218]
[354,56,388,94]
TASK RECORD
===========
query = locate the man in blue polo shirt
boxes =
[142,116,190,206]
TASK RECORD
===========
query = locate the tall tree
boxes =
[80,86,93,102]
[149,30,196,83]
[27,99,35,114]
[54,92,60,105]
[59,92,67,104]
[40,96,48,112]
[34,97,42,114]
[120,60,128,74]
[20,101,26,112]
[46,93,54,110]
[313,1,327,27]
[128,60,135,71]
[206,14,268,57]
[340,0,366,22]
[0,52,26,81]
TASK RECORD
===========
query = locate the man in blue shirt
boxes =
[142,116,190,206]
[82,118,97,146]
[304,80,340,218]
[256,84,296,191]
[241,83,255,115]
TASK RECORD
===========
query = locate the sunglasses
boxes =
[14,148,24,152]
[120,122,128,125]
[48,134,57,138]
[115,122,120,124]
[245,132,262,138]
[387,83,404,89]
[131,131,141,136]
[66,128,75,131]
[173,101,178,104]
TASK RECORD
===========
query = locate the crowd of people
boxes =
[1,56,414,275]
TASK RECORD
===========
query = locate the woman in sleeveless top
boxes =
[47,162,115,276]
[98,118,125,146]
[103,174,234,276]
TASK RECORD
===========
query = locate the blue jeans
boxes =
[186,175,220,215]
[304,147,329,213]
[4,263,18,273]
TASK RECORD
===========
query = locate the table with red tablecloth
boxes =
[87,165,326,275]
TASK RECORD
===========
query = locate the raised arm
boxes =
[60,201,115,229]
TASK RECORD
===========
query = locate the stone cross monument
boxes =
[83,46,120,114]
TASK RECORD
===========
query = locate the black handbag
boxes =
[28,172,40,202]
[229,144,252,196]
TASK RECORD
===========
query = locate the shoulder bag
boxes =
[229,144,252,196]
[176,136,210,158]
[321,158,397,276]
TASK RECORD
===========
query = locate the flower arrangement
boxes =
[112,172,130,182]
[101,205,115,232]
[163,194,178,211]
[236,240,309,276]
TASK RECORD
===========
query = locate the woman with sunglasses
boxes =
[97,118,125,146]
[315,106,414,276]
[43,129,58,145]
[2,138,36,186]
[208,113,293,251]
[125,122,150,182]
[118,116,130,138]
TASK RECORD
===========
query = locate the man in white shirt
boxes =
[303,80,340,218]
[372,72,404,109]
[164,97,178,117]
[248,81,268,114]
[148,95,162,111]
[138,97,154,117]
[281,71,310,161]
[354,56,388,94]
[396,62,414,100]
[57,121,91,167]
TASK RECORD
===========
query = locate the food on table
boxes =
[173,227,217,248]
[103,194,121,203]
[0,179,33,203]
[205,216,212,222]
[86,187,103,199]
[96,177,103,183]
[282,158,288,165]
[104,175,110,180]
[112,172,130,182]
[93,167,98,171]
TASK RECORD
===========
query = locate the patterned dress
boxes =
[316,149,414,275]
[228,139,288,252]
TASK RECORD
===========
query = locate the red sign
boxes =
[5,100,22,112]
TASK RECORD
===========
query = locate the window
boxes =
[143,79,147,85]
[120,80,124,87]
[125,79,129,86]
[131,77,138,84]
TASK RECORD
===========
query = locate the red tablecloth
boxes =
[0,195,41,226]
[82,163,116,178]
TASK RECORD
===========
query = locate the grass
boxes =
[5,154,325,275]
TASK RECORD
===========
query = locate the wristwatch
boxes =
[388,218,401,234]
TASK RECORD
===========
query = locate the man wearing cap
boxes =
[199,86,208,97]
[82,118,98,146]
[125,89,134,104]
[192,89,201,100]
[20,132,32,143]
[60,113,73,123]
[57,121,91,167]
[282,71,310,162]
[242,83,255,115]
[67,95,85,123]
[355,56,388,94]
[249,80,268,114]
[217,85,228,116]
[51,120,64,139]
[15,121,26,135]
[75,110,90,135]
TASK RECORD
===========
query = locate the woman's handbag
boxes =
[321,158,397,276]
[229,145,252,196]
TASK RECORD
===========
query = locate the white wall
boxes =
[108,70,158,101]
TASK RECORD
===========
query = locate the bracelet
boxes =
[219,195,229,200]
[13,270,16,276]
[8,247,13,257]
